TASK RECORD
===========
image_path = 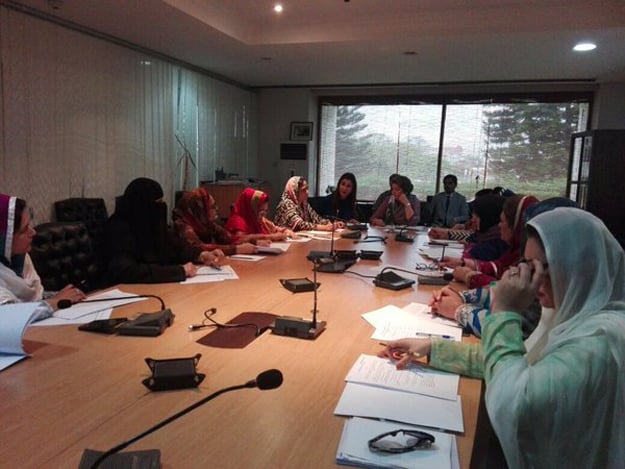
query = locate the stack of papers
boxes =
[0,302,41,371]
[337,417,458,469]
[362,303,462,342]
[335,354,463,433]
[181,265,239,284]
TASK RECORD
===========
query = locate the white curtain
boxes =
[0,6,255,222]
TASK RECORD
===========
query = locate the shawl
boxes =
[0,193,43,303]
[172,186,232,247]
[225,188,269,235]
[486,208,625,468]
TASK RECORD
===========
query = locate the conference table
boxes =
[0,227,484,469]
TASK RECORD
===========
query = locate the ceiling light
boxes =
[573,42,596,52]
[274,4,283,13]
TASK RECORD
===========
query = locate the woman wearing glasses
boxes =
[382,208,625,467]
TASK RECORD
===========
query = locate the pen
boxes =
[232,255,255,260]
[415,333,453,339]
[209,264,222,271]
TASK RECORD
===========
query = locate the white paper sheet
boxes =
[334,382,464,433]
[362,303,462,342]
[346,354,459,401]
[52,288,149,320]
[181,265,239,284]
[0,302,41,371]
[230,254,264,262]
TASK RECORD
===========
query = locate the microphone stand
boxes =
[272,257,327,340]
[87,370,282,468]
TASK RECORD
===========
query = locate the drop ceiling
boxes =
[6,0,625,88]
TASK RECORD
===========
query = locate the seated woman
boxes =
[0,193,85,316]
[173,186,257,255]
[224,188,294,242]
[440,194,508,264]
[316,172,362,223]
[273,176,340,231]
[381,209,625,468]
[102,178,221,285]
[369,175,420,226]
[429,197,577,338]
[450,194,538,288]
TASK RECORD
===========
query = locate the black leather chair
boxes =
[54,197,108,251]
[30,221,101,292]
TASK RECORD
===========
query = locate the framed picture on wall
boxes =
[290,121,313,141]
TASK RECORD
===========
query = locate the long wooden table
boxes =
[0,228,482,469]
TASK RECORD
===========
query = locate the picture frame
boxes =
[290,121,313,141]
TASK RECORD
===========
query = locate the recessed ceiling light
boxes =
[274,4,283,13]
[573,42,597,52]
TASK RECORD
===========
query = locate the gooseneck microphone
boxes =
[89,369,283,468]
[57,294,166,311]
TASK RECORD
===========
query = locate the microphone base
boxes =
[271,316,327,340]
[79,448,160,469]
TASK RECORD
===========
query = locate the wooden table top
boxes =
[0,227,482,469]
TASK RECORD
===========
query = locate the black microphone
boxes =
[58,294,166,311]
[395,225,414,243]
[88,369,283,468]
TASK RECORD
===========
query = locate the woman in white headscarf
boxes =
[273,176,340,231]
[483,208,625,468]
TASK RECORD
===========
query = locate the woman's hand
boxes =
[429,287,464,320]
[453,266,474,283]
[370,218,385,227]
[492,261,544,314]
[236,242,257,254]
[49,284,86,310]
[269,232,288,241]
[199,249,225,267]
[256,239,271,247]
[333,221,346,229]
[378,338,432,370]
[428,227,450,240]
[182,262,199,278]
[439,256,463,268]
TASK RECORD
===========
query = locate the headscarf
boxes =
[0,193,43,302]
[282,176,304,206]
[114,177,167,261]
[0,193,25,276]
[225,188,269,235]
[172,186,232,245]
[487,208,625,467]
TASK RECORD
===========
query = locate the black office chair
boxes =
[30,221,102,292]
[54,197,108,252]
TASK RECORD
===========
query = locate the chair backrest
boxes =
[30,221,101,292]
[54,198,108,250]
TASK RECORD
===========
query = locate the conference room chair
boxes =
[30,221,102,293]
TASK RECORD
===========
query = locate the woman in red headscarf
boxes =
[172,186,257,257]
[225,188,294,243]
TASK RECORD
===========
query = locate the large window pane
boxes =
[320,99,589,203]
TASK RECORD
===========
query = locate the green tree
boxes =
[483,103,581,182]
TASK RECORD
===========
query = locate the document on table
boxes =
[32,288,149,324]
[181,265,239,284]
[334,382,464,433]
[362,304,462,342]
[336,417,458,469]
[418,245,464,260]
[346,354,459,401]
[0,302,40,371]
[230,254,264,262]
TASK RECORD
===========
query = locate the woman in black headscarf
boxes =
[102,178,220,285]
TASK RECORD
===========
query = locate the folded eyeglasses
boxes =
[368,429,435,454]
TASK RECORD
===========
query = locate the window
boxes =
[318,95,590,202]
